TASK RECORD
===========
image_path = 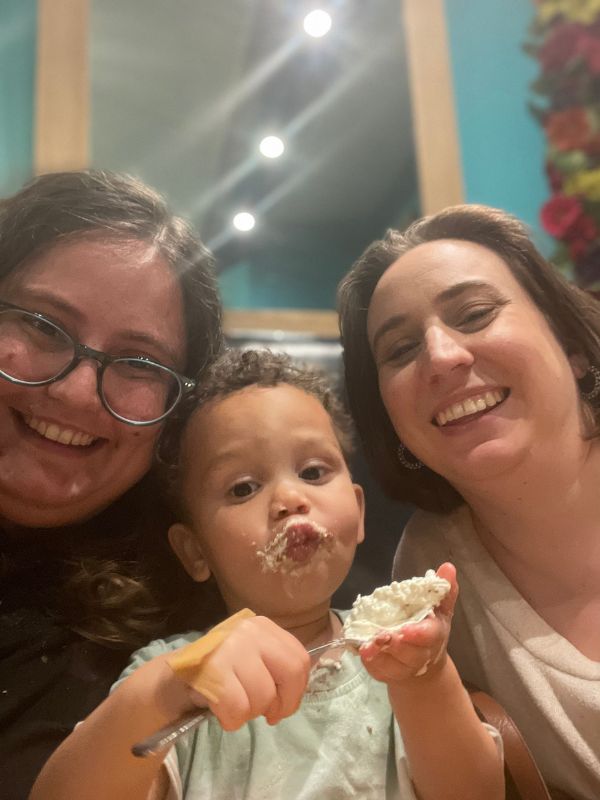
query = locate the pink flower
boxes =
[540,193,585,237]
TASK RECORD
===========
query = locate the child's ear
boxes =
[168,523,211,583]
[353,484,366,545]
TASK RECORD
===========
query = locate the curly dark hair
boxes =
[338,203,600,513]
[159,347,355,512]
[0,170,224,647]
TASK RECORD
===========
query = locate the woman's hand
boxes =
[358,562,458,685]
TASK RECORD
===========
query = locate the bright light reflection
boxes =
[259,135,285,159]
[233,211,256,232]
[303,9,332,38]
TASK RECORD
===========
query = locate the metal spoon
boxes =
[131,636,363,757]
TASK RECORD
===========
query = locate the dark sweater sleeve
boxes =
[0,607,129,800]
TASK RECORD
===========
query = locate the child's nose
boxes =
[271,481,310,520]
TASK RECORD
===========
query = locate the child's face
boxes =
[169,383,365,621]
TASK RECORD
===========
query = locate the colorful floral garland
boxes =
[526,0,600,291]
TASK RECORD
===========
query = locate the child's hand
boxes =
[358,563,458,685]
[195,615,311,730]
[129,616,310,735]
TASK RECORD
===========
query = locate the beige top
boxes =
[393,505,600,800]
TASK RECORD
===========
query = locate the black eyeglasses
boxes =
[0,301,195,426]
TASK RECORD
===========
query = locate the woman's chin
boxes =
[0,472,104,528]
[437,438,531,485]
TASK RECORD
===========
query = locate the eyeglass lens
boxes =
[0,308,180,423]
[102,360,179,423]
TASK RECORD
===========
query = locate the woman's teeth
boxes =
[24,415,97,446]
[435,390,506,427]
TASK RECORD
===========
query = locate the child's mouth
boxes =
[257,519,333,573]
[284,523,323,562]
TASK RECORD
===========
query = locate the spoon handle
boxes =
[131,709,211,758]
[131,637,360,757]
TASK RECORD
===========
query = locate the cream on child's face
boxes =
[257,517,334,573]
[178,384,364,617]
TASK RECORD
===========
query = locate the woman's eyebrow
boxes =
[16,289,86,322]
[17,288,180,365]
[119,331,181,365]
[436,280,495,304]
[371,312,409,353]
[371,280,498,351]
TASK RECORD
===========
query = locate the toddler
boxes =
[31,349,503,800]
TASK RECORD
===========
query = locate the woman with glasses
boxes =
[0,170,223,799]
[337,204,600,800]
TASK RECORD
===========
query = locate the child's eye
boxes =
[300,464,327,482]
[229,480,259,499]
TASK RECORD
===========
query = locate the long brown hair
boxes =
[338,204,600,512]
[0,170,224,646]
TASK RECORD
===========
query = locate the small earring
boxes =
[397,442,423,470]
[579,365,600,402]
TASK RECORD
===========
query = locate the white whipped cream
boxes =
[257,519,332,573]
[342,570,450,643]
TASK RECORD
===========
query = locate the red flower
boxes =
[539,23,587,70]
[578,31,600,73]
[540,193,584,237]
[545,159,564,191]
[545,107,592,151]
[585,133,600,156]
[529,11,600,292]
[566,213,599,260]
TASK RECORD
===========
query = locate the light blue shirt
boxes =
[116,618,416,799]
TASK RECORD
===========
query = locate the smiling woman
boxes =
[0,169,223,799]
[338,204,600,800]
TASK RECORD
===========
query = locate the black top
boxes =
[0,480,223,800]
[0,534,131,800]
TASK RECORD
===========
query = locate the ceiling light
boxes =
[233,211,256,232]
[259,135,285,159]
[303,9,332,38]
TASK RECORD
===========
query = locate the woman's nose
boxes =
[422,325,474,378]
[46,361,103,411]
[270,480,311,520]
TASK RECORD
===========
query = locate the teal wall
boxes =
[218,218,406,310]
[219,229,368,310]
[445,0,552,254]
[0,0,36,195]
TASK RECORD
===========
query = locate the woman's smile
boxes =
[16,409,103,453]
[23,412,99,447]
[432,388,509,427]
